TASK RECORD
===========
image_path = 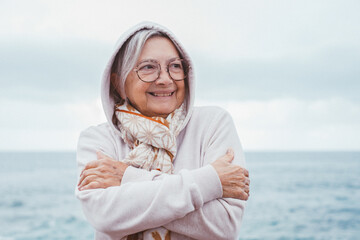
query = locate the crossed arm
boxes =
[78,154,249,239]
[78,149,249,200]
[75,110,250,239]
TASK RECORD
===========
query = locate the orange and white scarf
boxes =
[115,102,186,173]
[115,102,186,240]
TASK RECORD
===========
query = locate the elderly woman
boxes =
[76,22,250,240]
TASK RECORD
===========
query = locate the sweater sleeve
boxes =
[163,108,246,240]
[75,124,222,238]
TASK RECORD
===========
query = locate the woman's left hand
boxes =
[78,151,129,191]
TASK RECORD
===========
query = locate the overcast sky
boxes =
[1,0,359,151]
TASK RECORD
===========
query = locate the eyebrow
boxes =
[137,57,180,65]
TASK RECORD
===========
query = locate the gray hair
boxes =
[110,29,186,104]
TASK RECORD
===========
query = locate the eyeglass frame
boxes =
[132,58,190,83]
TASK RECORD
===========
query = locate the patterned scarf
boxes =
[115,102,186,240]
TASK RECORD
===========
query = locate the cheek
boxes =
[126,79,148,102]
[177,82,186,102]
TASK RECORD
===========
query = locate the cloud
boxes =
[194,45,360,102]
[0,39,112,103]
[2,97,359,151]
[196,98,360,151]
[2,38,358,105]
[1,0,359,151]
[0,98,105,151]
[1,0,359,104]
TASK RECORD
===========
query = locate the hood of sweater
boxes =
[101,21,195,135]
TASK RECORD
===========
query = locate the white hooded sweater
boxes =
[75,22,246,240]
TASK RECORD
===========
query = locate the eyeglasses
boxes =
[133,58,189,83]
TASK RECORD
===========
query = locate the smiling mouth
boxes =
[149,91,175,97]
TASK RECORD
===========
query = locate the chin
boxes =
[152,105,178,116]
[155,111,172,118]
[151,108,174,118]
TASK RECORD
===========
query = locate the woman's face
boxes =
[124,37,186,118]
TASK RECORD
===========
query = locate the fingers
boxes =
[243,168,249,177]
[81,152,114,176]
[241,172,250,200]
[223,186,250,201]
[78,152,121,189]
[79,178,101,191]
[78,161,107,187]
[78,170,114,190]
[243,180,250,193]
[82,182,101,191]
[78,172,121,191]
[237,183,250,200]
[78,160,124,191]
[78,168,102,187]
[81,160,100,176]
[78,168,100,186]
[245,177,250,186]
[242,175,250,200]
[221,166,250,200]
[240,190,250,201]
[78,174,98,190]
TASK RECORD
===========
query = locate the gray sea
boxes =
[0,152,359,240]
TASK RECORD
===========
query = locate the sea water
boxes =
[0,152,359,240]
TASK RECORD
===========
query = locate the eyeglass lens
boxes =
[136,59,186,82]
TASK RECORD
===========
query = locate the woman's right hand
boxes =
[211,149,250,200]
[78,151,129,191]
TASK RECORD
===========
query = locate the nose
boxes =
[155,66,173,85]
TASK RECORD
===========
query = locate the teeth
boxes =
[153,92,172,97]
